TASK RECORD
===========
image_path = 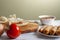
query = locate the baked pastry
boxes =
[8,14,24,25]
[19,22,38,34]
[49,27,57,35]
[0,16,8,28]
[0,16,8,23]
[43,25,53,35]
[56,26,60,35]
[39,25,47,33]
[39,25,60,36]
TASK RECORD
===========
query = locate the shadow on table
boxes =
[0,34,14,40]
[34,32,60,40]
[0,33,26,40]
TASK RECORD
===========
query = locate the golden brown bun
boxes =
[19,22,38,34]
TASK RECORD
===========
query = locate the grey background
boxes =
[0,0,60,20]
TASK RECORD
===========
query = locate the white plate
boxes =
[37,26,60,37]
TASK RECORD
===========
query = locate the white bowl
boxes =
[39,15,56,25]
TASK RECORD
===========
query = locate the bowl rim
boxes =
[39,15,56,19]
